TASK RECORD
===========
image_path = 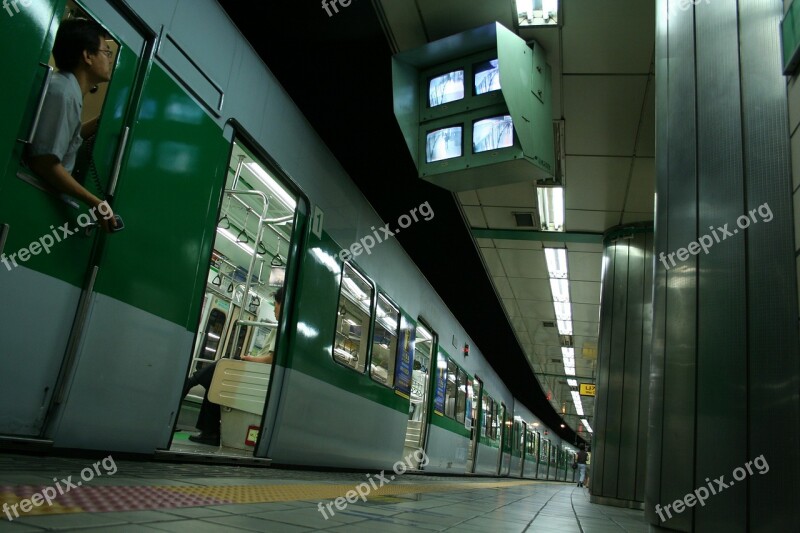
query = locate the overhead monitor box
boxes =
[392,22,554,192]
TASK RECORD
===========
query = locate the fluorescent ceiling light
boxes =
[567,379,578,387]
[343,276,368,301]
[581,419,593,433]
[564,365,575,376]
[244,162,297,210]
[550,278,570,302]
[553,302,571,320]
[561,347,574,357]
[537,186,564,232]
[557,320,573,335]
[544,248,568,278]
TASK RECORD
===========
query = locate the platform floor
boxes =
[0,454,648,532]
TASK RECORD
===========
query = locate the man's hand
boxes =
[93,200,118,233]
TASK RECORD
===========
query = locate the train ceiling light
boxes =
[391,22,555,192]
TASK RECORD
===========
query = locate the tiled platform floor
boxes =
[0,454,648,532]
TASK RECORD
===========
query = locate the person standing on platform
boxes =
[576,443,589,487]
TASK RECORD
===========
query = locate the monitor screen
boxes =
[429,70,465,107]
[474,59,501,95]
[473,115,514,152]
[426,126,463,162]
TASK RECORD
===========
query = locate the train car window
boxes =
[455,367,467,423]
[370,294,399,386]
[333,263,374,372]
[198,308,226,367]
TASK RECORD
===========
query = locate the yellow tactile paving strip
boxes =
[165,479,540,503]
[1,479,556,518]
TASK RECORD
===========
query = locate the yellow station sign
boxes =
[579,383,596,397]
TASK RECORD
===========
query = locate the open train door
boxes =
[402,322,436,469]
[465,376,482,473]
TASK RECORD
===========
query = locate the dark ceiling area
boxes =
[218,0,582,445]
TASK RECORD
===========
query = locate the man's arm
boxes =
[81,116,99,139]
[241,353,273,364]
[26,154,116,231]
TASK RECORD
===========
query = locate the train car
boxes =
[0,0,576,476]
[508,403,577,481]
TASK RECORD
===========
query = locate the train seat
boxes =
[208,359,271,450]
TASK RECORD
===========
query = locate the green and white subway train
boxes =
[0,0,578,480]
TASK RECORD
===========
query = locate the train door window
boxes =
[370,294,399,386]
[491,398,498,439]
[466,378,477,429]
[454,368,468,423]
[481,394,490,437]
[333,263,374,372]
[444,359,457,418]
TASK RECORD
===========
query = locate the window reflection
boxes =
[333,264,373,372]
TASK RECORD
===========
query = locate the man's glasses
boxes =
[97,49,114,58]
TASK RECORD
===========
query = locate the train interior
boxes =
[404,324,433,468]
[169,141,298,458]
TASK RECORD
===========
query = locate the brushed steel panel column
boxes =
[649,0,800,531]
[695,0,747,530]
[740,0,800,529]
[591,225,654,509]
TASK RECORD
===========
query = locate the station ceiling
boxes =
[218,0,656,444]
